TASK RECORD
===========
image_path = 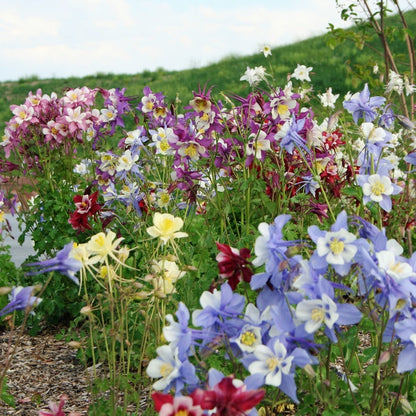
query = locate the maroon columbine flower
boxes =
[69,190,102,232]
[191,376,265,416]
[216,242,254,290]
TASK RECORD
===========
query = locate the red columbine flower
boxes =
[152,392,203,416]
[215,242,254,290]
[191,376,265,416]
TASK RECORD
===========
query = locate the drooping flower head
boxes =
[0,286,42,317]
[25,242,82,285]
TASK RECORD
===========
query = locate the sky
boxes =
[0,0,411,82]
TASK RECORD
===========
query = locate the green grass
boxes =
[1,10,415,127]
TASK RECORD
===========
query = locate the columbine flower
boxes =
[192,283,245,339]
[0,286,42,317]
[151,259,186,297]
[216,242,253,290]
[26,243,82,285]
[404,76,416,96]
[386,70,404,94]
[146,212,188,245]
[357,173,402,212]
[317,87,339,108]
[240,66,268,87]
[308,210,358,276]
[191,376,265,416]
[152,393,203,416]
[274,116,310,155]
[245,130,272,160]
[343,83,385,124]
[247,339,310,403]
[39,394,69,416]
[146,344,198,392]
[295,293,339,334]
[86,230,124,264]
[291,64,313,82]
[394,316,416,373]
[260,45,272,58]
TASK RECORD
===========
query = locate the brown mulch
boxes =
[0,328,91,415]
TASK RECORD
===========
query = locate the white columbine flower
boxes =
[317,87,339,109]
[240,66,268,87]
[386,70,404,94]
[295,293,339,333]
[291,64,313,82]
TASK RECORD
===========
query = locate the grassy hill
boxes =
[1,9,415,128]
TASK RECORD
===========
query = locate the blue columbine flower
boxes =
[0,286,42,317]
[343,83,386,124]
[25,242,82,285]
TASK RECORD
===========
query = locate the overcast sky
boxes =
[0,0,412,82]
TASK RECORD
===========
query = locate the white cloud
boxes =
[0,0,392,81]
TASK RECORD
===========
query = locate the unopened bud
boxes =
[304,364,316,377]
[0,287,12,296]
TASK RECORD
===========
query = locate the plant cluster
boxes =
[1,1,416,415]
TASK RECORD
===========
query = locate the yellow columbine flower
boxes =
[86,230,124,264]
[146,213,188,244]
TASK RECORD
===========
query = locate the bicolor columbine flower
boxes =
[308,210,359,276]
[191,375,265,416]
[147,212,188,245]
[216,242,253,290]
[357,173,402,212]
[146,344,198,393]
[295,293,339,334]
[152,393,203,416]
[247,338,311,403]
[0,286,42,317]
[39,394,68,416]
[394,316,416,373]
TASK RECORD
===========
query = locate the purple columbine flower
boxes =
[25,242,82,285]
[0,286,42,317]
[343,83,385,124]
